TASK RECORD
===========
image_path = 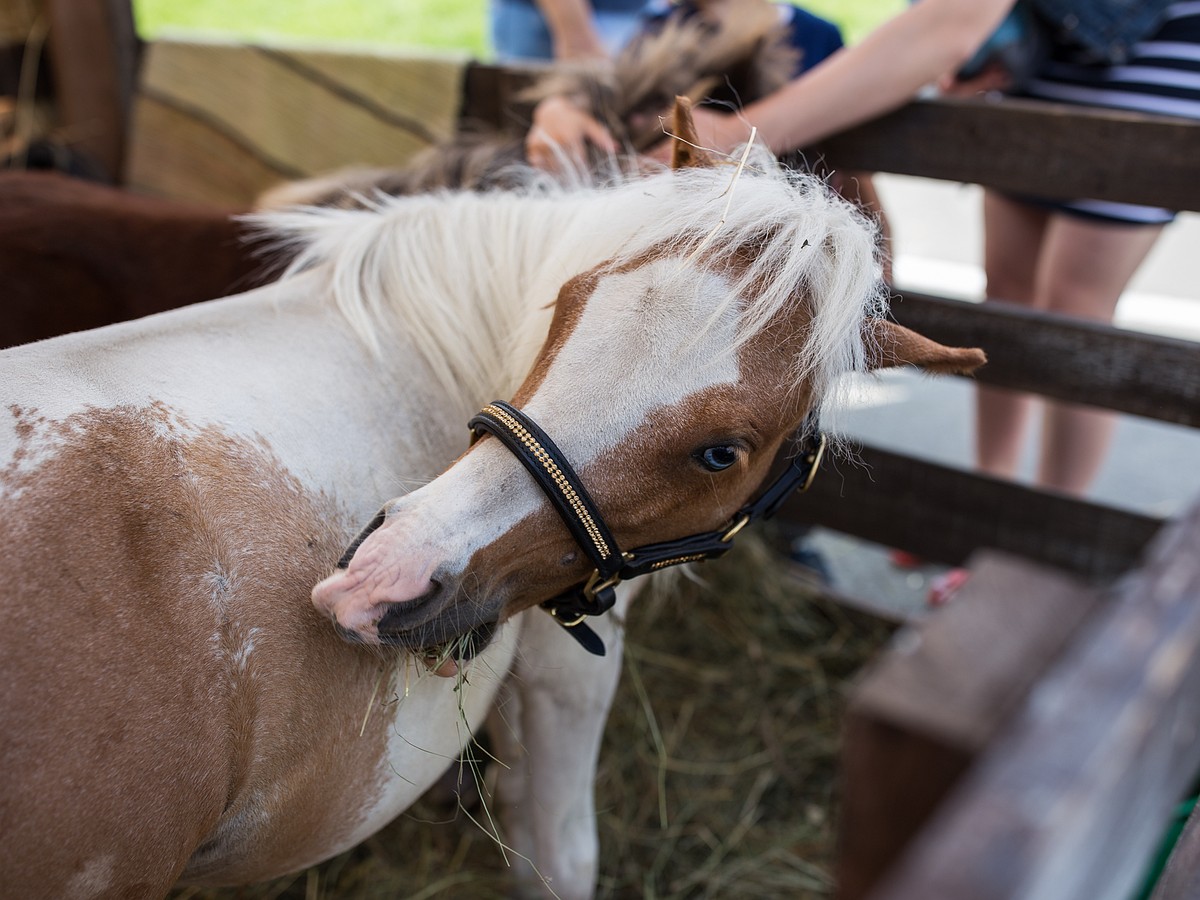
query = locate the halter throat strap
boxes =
[468,400,825,656]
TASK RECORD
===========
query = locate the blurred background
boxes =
[131,0,906,55]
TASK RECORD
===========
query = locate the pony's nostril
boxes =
[336,507,387,569]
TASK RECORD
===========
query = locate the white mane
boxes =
[255,152,887,425]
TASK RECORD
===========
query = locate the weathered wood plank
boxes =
[0,0,40,47]
[888,291,1200,429]
[460,61,540,135]
[781,444,1162,579]
[870,497,1200,900]
[839,551,1100,900]
[43,0,138,181]
[125,39,467,204]
[818,96,1200,212]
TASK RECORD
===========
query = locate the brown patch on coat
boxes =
[0,404,404,892]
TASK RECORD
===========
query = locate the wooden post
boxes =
[44,0,138,181]
[837,552,1100,899]
[868,498,1200,900]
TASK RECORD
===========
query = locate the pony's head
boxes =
[311,99,984,670]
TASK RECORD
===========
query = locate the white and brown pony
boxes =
[0,108,982,898]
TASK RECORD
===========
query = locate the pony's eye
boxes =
[698,445,740,472]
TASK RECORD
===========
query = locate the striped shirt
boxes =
[1020,1,1200,222]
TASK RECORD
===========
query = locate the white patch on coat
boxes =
[524,258,743,461]
[347,619,521,847]
[64,854,114,899]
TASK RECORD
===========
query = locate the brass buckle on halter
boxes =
[722,513,751,543]
[549,606,590,628]
[583,567,623,604]
[798,433,828,493]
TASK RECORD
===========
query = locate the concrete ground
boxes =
[803,175,1200,620]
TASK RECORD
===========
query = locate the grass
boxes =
[132,0,906,57]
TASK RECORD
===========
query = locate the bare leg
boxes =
[1032,214,1163,493]
[977,191,1049,478]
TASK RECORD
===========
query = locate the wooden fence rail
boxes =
[890,292,1200,429]
[817,96,1200,213]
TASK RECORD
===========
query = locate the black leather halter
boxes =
[468,400,826,656]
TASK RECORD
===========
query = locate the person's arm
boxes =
[535,0,608,60]
[686,0,1016,156]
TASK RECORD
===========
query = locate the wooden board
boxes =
[781,444,1162,580]
[0,0,39,46]
[461,61,541,135]
[44,0,137,181]
[838,551,1100,900]
[125,39,468,205]
[889,292,1200,429]
[870,498,1200,900]
[818,96,1200,212]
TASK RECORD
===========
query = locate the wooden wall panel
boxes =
[0,0,39,46]
[781,444,1162,579]
[125,39,467,205]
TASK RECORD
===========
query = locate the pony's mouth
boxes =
[370,617,499,679]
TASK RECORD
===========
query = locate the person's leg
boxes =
[1031,214,1164,493]
[976,190,1049,478]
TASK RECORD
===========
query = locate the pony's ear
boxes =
[867,318,987,374]
[669,96,718,170]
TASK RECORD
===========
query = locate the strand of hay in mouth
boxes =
[171,530,892,900]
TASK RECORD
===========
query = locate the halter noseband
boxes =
[468,400,825,656]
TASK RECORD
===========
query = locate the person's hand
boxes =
[938,61,1012,97]
[645,104,756,163]
[526,95,618,172]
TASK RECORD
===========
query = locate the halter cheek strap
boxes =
[469,400,825,656]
